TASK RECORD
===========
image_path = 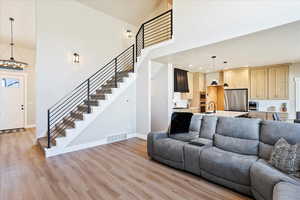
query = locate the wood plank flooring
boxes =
[0,129,253,200]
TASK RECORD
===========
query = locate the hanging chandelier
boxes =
[0,17,28,70]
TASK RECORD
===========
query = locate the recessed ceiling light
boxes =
[189,64,193,67]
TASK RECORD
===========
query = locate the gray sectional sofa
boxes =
[147,115,300,200]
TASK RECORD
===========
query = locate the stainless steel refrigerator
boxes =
[224,89,248,112]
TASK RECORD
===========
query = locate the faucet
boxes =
[207,101,216,113]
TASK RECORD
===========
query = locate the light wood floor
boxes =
[0,129,253,200]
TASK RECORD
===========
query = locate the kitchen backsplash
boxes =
[250,100,289,112]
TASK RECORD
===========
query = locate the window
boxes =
[1,78,20,88]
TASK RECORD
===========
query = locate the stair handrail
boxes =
[46,9,173,148]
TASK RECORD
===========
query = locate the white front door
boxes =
[0,74,25,130]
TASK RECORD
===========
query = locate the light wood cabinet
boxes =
[248,111,267,120]
[249,111,289,121]
[249,68,268,99]
[268,65,289,99]
[223,68,249,89]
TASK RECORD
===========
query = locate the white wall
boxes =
[68,82,136,146]
[36,0,136,137]
[0,44,36,126]
[151,62,173,132]
[288,63,300,118]
[136,58,151,135]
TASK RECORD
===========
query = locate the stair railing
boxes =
[47,45,134,148]
[46,9,173,148]
[136,9,173,61]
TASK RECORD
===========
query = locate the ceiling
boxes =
[77,0,166,26]
[154,20,300,73]
[0,0,35,50]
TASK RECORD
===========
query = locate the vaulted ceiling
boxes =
[77,0,169,26]
[0,0,35,50]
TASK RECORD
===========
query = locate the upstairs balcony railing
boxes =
[136,9,173,61]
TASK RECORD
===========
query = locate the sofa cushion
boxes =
[199,116,218,140]
[169,131,199,142]
[214,134,259,156]
[216,117,261,140]
[269,138,300,176]
[153,138,185,162]
[184,143,207,175]
[273,182,300,200]
[250,159,300,200]
[189,115,202,132]
[259,120,300,160]
[214,117,260,155]
[200,147,258,186]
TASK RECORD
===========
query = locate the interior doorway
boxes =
[0,72,26,131]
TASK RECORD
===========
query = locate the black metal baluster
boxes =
[87,79,91,113]
[114,58,117,88]
[132,45,135,72]
[171,10,173,37]
[47,110,50,148]
[142,24,145,49]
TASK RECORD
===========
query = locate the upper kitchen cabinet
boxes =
[223,68,249,89]
[249,67,268,99]
[249,64,289,100]
[268,65,289,99]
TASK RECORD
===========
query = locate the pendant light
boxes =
[223,61,229,88]
[210,56,218,86]
[0,18,28,70]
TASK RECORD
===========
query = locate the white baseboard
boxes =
[135,133,148,140]
[45,132,145,157]
[25,124,36,128]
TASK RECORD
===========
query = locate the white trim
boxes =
[25,124,36,128]
[136,133,147,140]
[0,71,28,129]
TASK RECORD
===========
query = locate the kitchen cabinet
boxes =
[249,111,289,121]
[223,68,249,89]
[249,64,289,100]
[248,111,267,120]
[268,65,289,99]
[249,67,268,99]
[206,85,224,111]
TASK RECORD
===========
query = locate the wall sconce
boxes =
[73,53,80,64]
[126,30,133,38]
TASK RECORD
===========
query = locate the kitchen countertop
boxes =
[195,111,248,117]
[173,108,248,117]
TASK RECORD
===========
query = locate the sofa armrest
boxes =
[147,132,168,157]
[273,182,300,200]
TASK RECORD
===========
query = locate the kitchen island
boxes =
[173,108,248,118]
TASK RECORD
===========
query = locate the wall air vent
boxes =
[107,134,128,143]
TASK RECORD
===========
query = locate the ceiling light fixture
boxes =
[0,18,28,70]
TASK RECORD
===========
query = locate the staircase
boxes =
[38,10,173,157]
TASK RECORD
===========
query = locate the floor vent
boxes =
[107,134,128,143]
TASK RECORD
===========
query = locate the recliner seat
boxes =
[147,115,300,200]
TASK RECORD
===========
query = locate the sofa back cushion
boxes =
[189,115,202,133]
[214,117,261,155]
[199,116,218,140]
[259,120,300,160]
